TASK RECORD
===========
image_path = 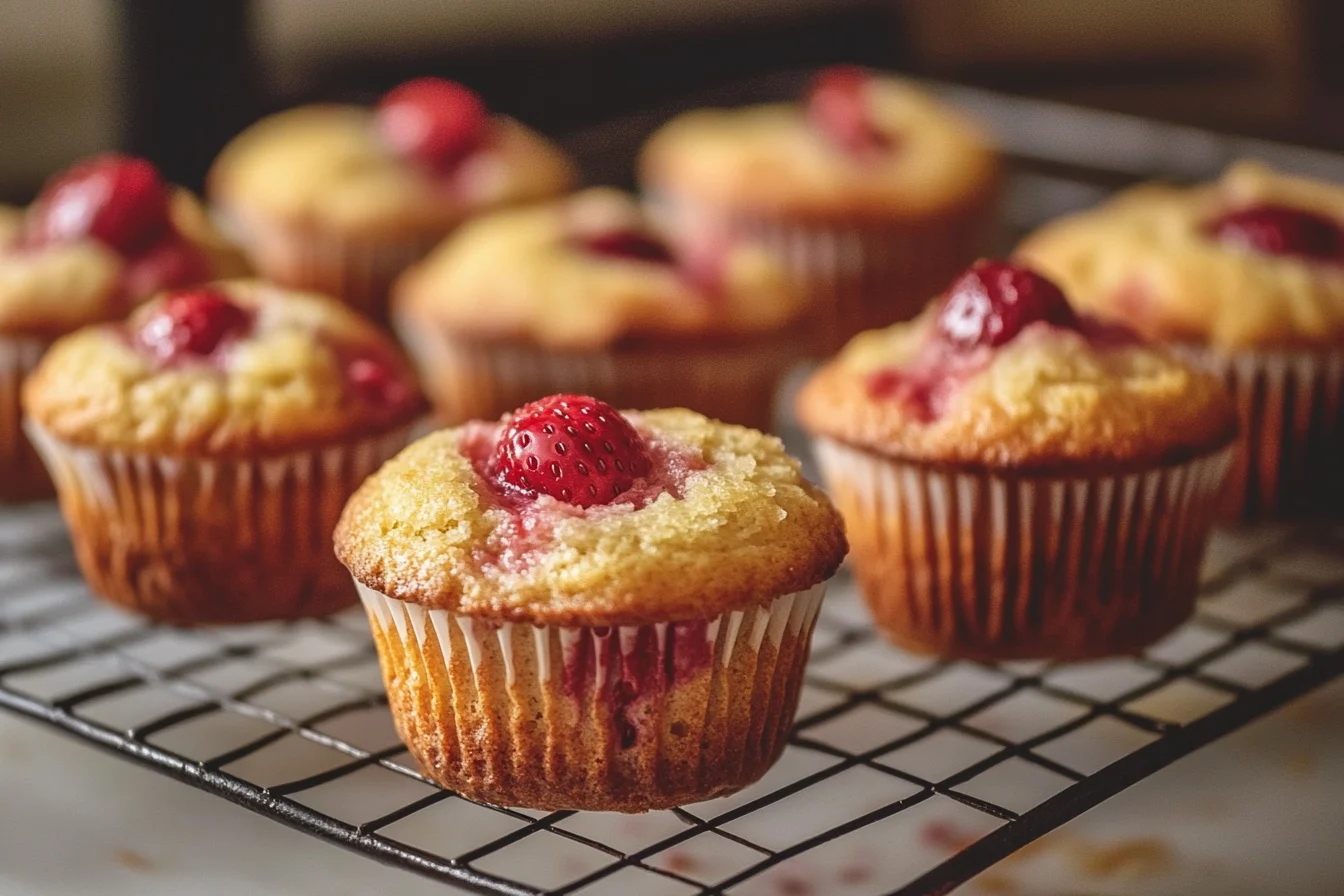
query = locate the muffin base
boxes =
[27,423,414,624]
[220,206,446,324]
[357,582,827,811]
[1173,345,1344,521]
[649,192,998,354]
[395,323,795,431]
[1,336,51,502]
[813,438,1232,660]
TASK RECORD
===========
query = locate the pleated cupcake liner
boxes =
[394,321,795,431]
[357,581,828,811]
[647,192,997,354]
[26,422,415,624]
[0,335,52,502]
[218,206,445,325]
[1171,345,1344,521]
[812,437,1233,660]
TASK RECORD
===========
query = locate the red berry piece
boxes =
[27,154,170,253]
[806,66,891,157]
[136,288,252,363]
[121,233,212,298]
[377,77,489,173]
[346,351,415,411]
[489,394,652,507]
[935,259,1078,350]
[579,230,676,265]
[1210,204,1343,262]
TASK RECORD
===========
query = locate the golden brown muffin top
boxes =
[797,261,1238,473]
[639,72,999,218]
[335,407,847,626]
[392,188,806,349]
[0,190,247,341]
[1018,161,1344,351]
[23,279,425,457]
[208,105,577,239]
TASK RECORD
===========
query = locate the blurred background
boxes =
[3,0,1344,200]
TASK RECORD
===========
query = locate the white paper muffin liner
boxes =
[0,335,49,501]
[26,421,415,623]
[394,320,794,431]
[357,581,828,811]
[647,192,996,353]
[1171,345,1344,520]
[812,437,1233,660]
[218,206,445,324]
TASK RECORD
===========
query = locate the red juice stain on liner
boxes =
[559,619,715,750]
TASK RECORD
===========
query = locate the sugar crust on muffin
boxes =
[209,106,577,239]
[23,279,424,457]
[797,308,1238,471]
[1018,161,1344,351]
[393,188,806,350]
[335,408,847,626]
[0,190,247,340]
[640,78,999,217]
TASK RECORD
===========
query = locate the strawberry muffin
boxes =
[1,154,246,501]
[23,280,425,624]
[798,260,1237,660]
[335,394,847,810]
[640,66,1001,351]
[209,77,576,321]
[392,188,805,430]
[1020,161,1344,519]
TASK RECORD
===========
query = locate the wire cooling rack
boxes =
[3,506,1344,896]
[4,76,1344,895]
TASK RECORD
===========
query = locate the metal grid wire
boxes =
[4,78,1344,895]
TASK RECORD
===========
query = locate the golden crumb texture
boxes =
[335,408,848,626]
[797,311,1238,472]
[0,190,248,340]
[639,77,1000,217]
[208,105,577,239]
[393,188,806,349]
[1018,161,1344,351]
[23,279,424,457]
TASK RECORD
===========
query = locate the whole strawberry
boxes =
[807,66,890,157]
[490,394,652,507]
[27,154,171,253]
[135,288,253,363]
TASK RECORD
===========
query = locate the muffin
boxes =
[392,188,806,431]
[640,66,1001,351]
[797,260,1238,660]
[1019,161,1344,519]
[23,280,425,624]
[209,77,577,321]
[334,394,847,810]
[1,154,247,502]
